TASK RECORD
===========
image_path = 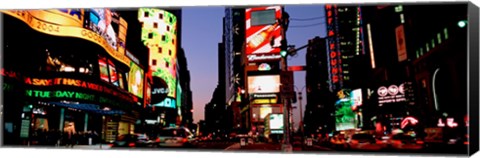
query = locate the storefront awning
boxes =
[49,102,125,115]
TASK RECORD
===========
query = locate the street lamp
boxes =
[294,85,306,145]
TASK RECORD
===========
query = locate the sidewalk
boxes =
[57,144,112,150]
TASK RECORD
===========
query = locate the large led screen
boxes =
[335,89,358,131]
[138,8,177,98]
[128,61,144,98]
[98,57,110,82]
[245,6,283,62]
[247,75,280,94]
[86,9,127,52]
[269,114,283,130]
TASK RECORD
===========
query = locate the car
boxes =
[345,133,383,151]
[329,135,347,149]
[155,127,196,148]
[388,133,424,151]
[111,133,153,148]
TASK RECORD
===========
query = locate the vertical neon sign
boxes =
[326,5,342,91]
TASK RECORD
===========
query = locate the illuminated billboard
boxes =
[377,82,413,104]
[245,6,283,62]
[351,88,363,107]
[98,57,110,83]
[269,114,283,130]
[1,10,131,66]
[138,8,177,99]
[325,5,343,90]
[247,75,280,94]
[176,81,182,109]
[152,97,176,109]
[335,89,358,131]
[128,61,144,98]
[86,9,128,54]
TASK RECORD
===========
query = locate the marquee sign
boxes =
[21,73,137,106]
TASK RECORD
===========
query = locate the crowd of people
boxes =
[30,129,101,147]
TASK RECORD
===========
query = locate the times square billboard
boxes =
[138,8,178,109]
[245,6,283,63]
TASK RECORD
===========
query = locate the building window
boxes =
[172,39,175,44]
[148,33,153,39]
[152,59,157,66]
[159,13,163,19]
[162,35,166,41]
[437,33,442,44]
[144,12,149,17]
[169,50,172,56]
[166,62,169,68]
[444,28,449,39]
[158,47,162,53]
[420,48,424,55]
[153,22,158,28]
[400,13,405,23]
[167,25,170,31]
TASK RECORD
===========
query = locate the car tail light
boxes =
[351,140,359,144]
[156,138,161,142]
[108,144,114,147]
[182,138,188,143]
[393,140,402,145]
[416,140,424,145]
[464,141,469,145]
[129,143,135,147]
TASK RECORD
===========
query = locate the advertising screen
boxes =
[152,97,176,109]
[260,106,272,120]
[247,75,280,94]
[87,9,126,52]
[108,60,119,86]
[245,6,283,62]
[176,82,182,109]
[335,89,360,131]
[145,83,151,106]
[1,10,132,66]
[269,114,283,130]
[138,8,177,98]
[128,61,144,98]
[98,57,110,82]
[351,89,363,107]
[251,9,276,26]
[377,83,408,104]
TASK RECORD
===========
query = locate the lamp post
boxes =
[294,85,306,145]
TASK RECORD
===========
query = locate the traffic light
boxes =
[280,50,288,57]
[458,20,467,28]
[280,39,288,58]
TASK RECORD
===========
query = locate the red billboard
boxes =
[245,6,283,62]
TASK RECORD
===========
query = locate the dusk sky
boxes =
[182,4,326,127]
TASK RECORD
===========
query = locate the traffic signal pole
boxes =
[280,57,293,152]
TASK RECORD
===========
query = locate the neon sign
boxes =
[24,77,135,103]
[437,118,458,128]
[325,5,343,90]
[400,116,418,129]
[26,89,95,101]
